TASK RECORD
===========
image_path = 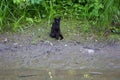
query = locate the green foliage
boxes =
[99,0,114,25]
[0,0,119,34]
[0,0,9,31]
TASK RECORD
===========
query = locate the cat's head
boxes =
[54,17,61,23]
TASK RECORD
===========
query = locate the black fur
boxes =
[50,17,63,40]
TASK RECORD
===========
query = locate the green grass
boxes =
[0,18,120,45]
[17,19,120,44]
[0,0,120,33]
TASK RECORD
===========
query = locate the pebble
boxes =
[65,44,67,47]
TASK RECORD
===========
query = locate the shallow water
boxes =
[0,41,120,80]
[0,69,120,80]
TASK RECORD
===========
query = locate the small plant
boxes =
[0,0,9,31]
[0,0,119,34]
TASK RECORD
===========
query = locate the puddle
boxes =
[0,69,120,80]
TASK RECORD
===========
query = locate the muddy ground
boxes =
[0,32,120,80]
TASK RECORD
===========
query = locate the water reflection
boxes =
[0,69,120,80]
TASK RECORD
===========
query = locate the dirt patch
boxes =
[0,31,120,80]
[0,39,120,70]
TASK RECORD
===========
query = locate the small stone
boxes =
[50,42,53,46]
[86,49,95,54]
[65,44,67,47]
[89,72,103,75]
[80,66,86,69]
[2,38,8,43]
[19,45,23,47]
[13,43,18,46]
[44,41,53,46]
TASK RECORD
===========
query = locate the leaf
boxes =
[26,17,34,23]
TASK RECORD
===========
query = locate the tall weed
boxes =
[0,0,9,31]
[0,0,119,33]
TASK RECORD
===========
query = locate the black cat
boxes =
[50,17,63,40]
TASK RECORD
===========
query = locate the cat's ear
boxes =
[54,18,57,22]
[54,18,57,20]
[58,17,61,20]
